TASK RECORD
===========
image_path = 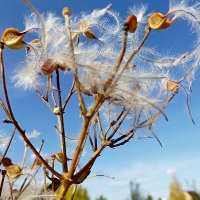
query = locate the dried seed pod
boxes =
[1,157,13,167]
[124,15,138,33]
[163,79,179,93]
[6,165,22,179]
[40,59,57,76]
[83,29,98,40]
[148,13,173,30]
[62,7,71,17]
[1,28,26,49]
[167,80,179,93]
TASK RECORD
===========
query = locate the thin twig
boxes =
[97,113,105,141]
[0,128,16,167]
[56,69,68,172]
[0,170,6,197]
[18,139,44,197]
[62,78,75,111]
[0,42,62,179]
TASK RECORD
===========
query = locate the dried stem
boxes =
[0,42,62,180]
[18,139,44,196]
[55,69,68,173]
[64,11,87,117]
[62,78,75,111]
[0,128,16,167]
[0,170,6,197]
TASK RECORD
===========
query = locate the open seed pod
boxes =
[6,164,22,179]
[1,28,27,49]
[163,79,179,93]
[40,59,58,75]
[124,15,138,33]
[166,80,179,93]
[148,13,173,30]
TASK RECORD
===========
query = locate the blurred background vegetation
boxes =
[74,178,200,200]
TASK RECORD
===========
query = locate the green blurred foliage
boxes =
[169,178,185,200]
[74,186,90,200]
[96,195,107,200]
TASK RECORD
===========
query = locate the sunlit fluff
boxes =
[12,2,200,120]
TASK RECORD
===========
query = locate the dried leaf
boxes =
[6,165,22,179]
[1,28,26,49]
[124,15,137,33]
[148,13,173,30]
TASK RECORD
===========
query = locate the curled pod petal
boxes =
[6,165,22,179]
[148,13,173,30]
[1,28,26,49]
[124,15,138,33]
[53,152,63,163]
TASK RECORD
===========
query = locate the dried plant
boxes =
[0,0,200,199]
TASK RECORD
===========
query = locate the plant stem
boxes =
[0,42,62,180]
[56,69,68,173]
[0,128,16,167]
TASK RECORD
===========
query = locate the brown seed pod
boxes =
[40,59,57,76]
[83,29,98,39]
[1,28,26,49]
[124,15,138,33]
[148,13,173,30]
[6,164,22,179]
[1,157,13,167]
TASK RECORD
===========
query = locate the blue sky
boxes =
[0,0,200,199]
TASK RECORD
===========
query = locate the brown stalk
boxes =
[104,108,125,137]
[55,69,68,173]
[107,111,129,141]
[34,85,54,112]
[104,26,151,98]
[97,113,105,141]
[0,42,62,180]
[64,11,87,117]
[0,170,6,197]
[62,78,75,111]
